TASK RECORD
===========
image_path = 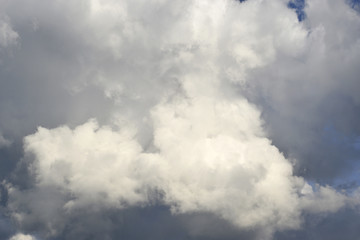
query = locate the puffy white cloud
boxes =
[9,77,353,240]
[301,184,347,213]
[23,120,146,209]
[8,93,351,239]
[145,96,303,230]
[9,233,36,240]
[1,0,360,239]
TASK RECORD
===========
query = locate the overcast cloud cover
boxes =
[0,0,360,239]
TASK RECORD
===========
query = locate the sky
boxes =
[0,0,360,239]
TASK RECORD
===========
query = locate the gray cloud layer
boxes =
[0,0,360,239]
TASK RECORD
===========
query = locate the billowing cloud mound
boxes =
[1,0,360,240]
[9,95,346,239]
[9,233,36,240]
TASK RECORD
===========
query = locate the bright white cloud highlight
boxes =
[9,233,36,240]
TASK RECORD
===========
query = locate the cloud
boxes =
[0,15,18,49]
[0,134,11,148]
[9,233,36,240]
[0,14,19,67]
[242,0,360,181]
[0,0,359,239]
[7,95,353,239]
[6,105,345,239]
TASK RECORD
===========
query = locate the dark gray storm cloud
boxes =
[0,0,360,239]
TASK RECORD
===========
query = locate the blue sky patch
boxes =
[287,0,306,21]
[238,0,306,21]
[349,0,360,11]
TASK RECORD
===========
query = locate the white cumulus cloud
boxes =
[1,0,360,239]
[9,233,36,240]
